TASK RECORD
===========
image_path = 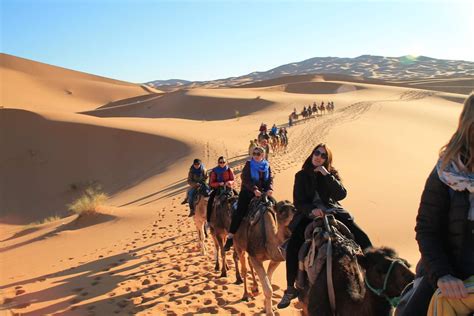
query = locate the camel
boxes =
[269,135,280,153]
[192,184,209,256]
[301,216,414,316]
[234,198,296,316]
[209,189,243,283]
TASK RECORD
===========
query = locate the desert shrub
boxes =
[68,185,108,216]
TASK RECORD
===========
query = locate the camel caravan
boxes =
[289,101,336,127]
[252,123,289,157]
[181,141,415,316]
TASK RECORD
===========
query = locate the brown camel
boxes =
[209,189,242,283]
[193,186,209,256]
[304,224,414,316]
[234,198,296,316]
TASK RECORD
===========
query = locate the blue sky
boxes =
[2,0,473,83]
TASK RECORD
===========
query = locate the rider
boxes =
[181,158,208,217]
[259,122,267,133]
[259,138,271,161]
[223,146,274,251]
[270,124,278,137]
[277,143,373,309]
[398,93,474,316]
[206,156,235,224]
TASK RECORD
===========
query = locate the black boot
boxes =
[181,197,188,205]
[277,287,298,309]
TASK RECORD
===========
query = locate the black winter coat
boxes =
[415,166,472,286]
[291,167,347,229]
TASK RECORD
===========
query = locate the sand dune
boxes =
[0,109,190,224]
[1,53,162,113]
[0,54,469,315]
[83,89,274,120]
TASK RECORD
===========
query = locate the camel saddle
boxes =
[247,197,275,227]
[297,215,361,289]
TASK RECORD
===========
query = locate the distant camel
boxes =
[234,198,296,316]
[300,216,414,316]
[319,103,326,115]
[209,188,243,283]
[193,183,209,256]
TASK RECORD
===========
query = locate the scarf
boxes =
[436,156,474,220]
[191,164,204,176]
[436,156,474,193]
[213,165,229,182]
[250,159,269,184]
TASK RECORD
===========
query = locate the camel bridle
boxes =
[364,258,405,308]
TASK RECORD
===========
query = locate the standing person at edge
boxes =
[206,156,235,224]
[181,158,208,217]
[223,146,274,251]
[398,93,474,316]
[277,143,373,309]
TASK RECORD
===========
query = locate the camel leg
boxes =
[249,256,259,295]
[250,256,274,316]
[238,250,250,301]
[233,249,243,284]
[211,231,220,271]
[218,234,227,278]
[267,260,280,285]
[194,218,206,256]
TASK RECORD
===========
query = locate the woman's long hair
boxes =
[439,93,474,172]
[302,143,341,180]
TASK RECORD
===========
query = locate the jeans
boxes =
[187,188,196,210]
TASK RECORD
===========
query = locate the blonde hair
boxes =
[439,93,474,172]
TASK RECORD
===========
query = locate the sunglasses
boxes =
[193,163,201,166]
[313,149,328,160]
[218,161,226,164]
[253,152,262,156]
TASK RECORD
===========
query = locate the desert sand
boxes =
[0,53,468,315]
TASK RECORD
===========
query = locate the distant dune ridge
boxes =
[147,55,474,94]
[0,53,470,315]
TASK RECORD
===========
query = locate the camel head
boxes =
[275,200,296,227]
[357,247,414,303]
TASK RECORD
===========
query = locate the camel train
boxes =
[186,158,413,316]
[289,101,336,125]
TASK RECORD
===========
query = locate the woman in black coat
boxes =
[277,143,372,309]
[398,93,473,316]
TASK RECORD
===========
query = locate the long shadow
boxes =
[0,214,117,253]
[0,232,195,315]
[118,177,188,207]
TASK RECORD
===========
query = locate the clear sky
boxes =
[2,0,473,83]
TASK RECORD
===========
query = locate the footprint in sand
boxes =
[177,285,190,293]
[72,287,83,293]
[204,298,213,305]
[91,281,99,286]
[15,289,25,295]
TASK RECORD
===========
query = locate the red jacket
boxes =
[210,167,235,188]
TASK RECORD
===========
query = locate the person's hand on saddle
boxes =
[437,274,468,299]
[311,208,324,218]
[225,181,232,188]
[266,189,273,197]
[314,165,329,176]
[254,189,262,197]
